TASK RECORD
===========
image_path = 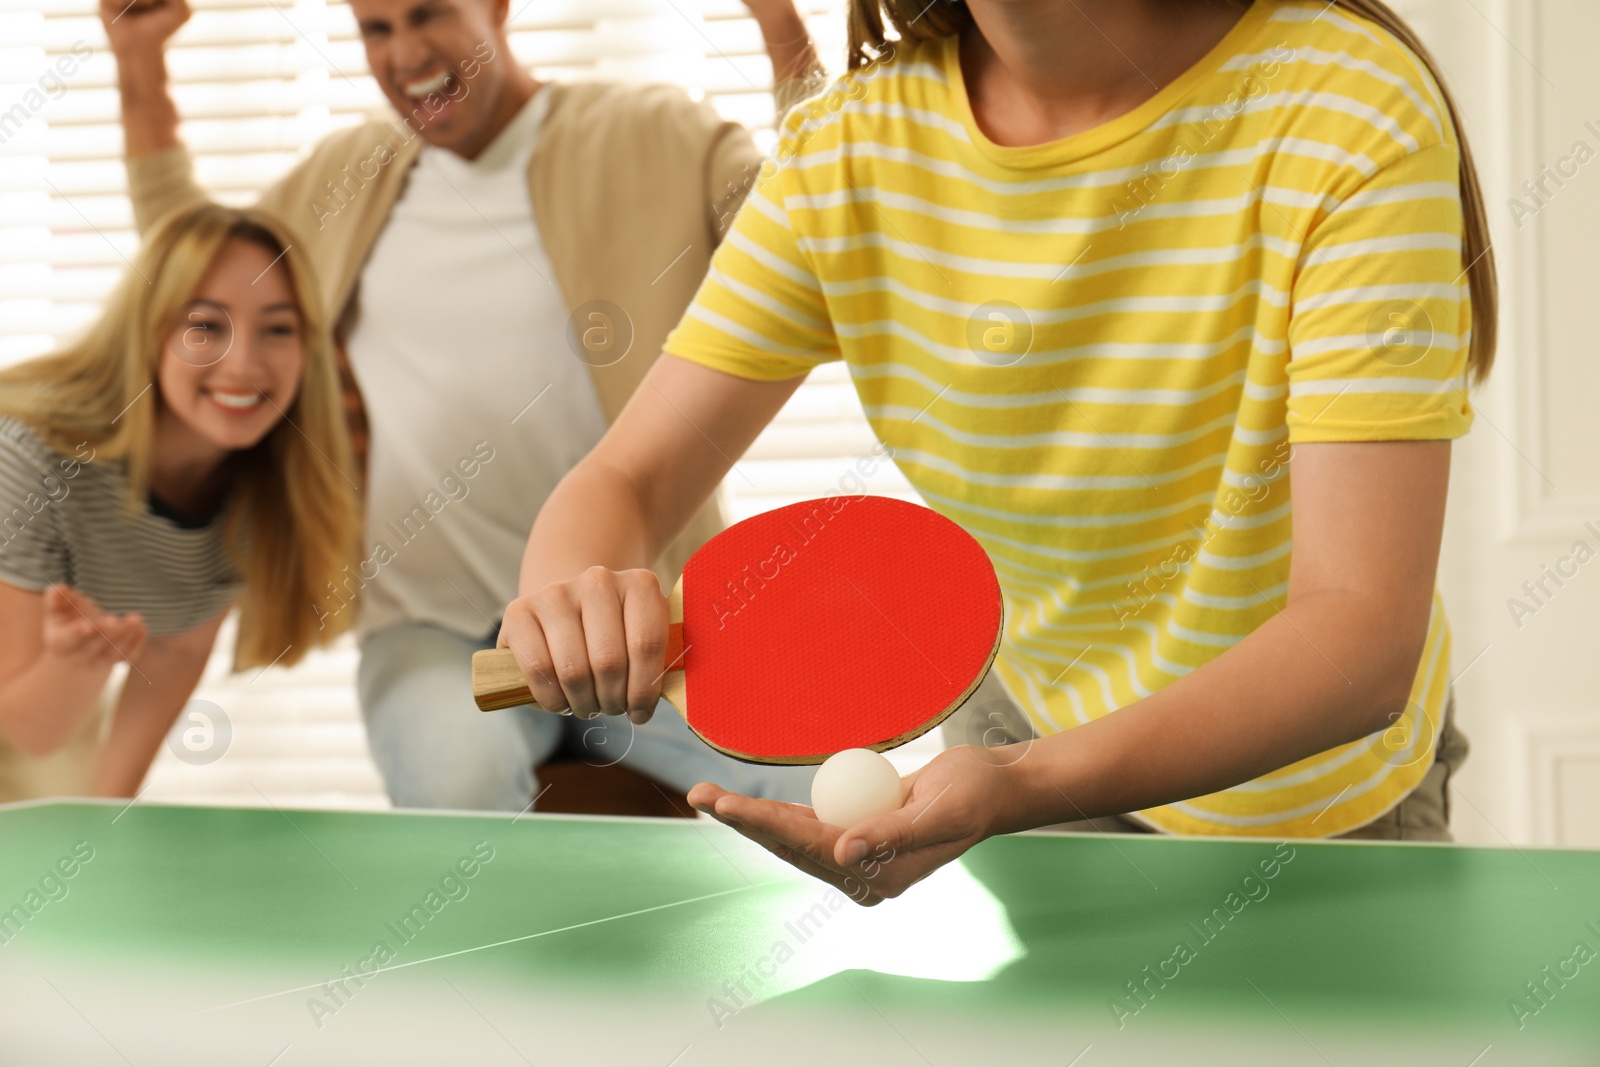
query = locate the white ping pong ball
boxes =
[811,748,904,829]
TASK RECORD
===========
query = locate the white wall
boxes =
[1400,0,1600,846]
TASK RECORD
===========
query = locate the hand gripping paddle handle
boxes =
[472,623,685,712]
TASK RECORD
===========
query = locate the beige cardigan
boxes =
[126,79,780,589]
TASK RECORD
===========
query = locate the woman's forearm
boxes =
[92,617,223,797]
[518,457,669,596]
[1000,588,1428,832]
[517,357,804,597]
[0,657,117,757]
[92,681,179,798]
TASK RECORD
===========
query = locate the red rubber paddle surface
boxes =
[680,496,1002,763]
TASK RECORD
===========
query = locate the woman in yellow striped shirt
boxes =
[497,0,1493,901]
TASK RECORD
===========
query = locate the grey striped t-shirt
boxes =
[0,416,241,636]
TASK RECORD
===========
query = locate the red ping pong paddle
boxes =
[472,495,1003,765]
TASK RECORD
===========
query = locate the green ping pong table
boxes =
[0,799,1595,1065]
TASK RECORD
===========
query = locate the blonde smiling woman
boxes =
[0,203,360,801]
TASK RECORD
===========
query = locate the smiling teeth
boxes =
[404,71,451,97]
[210,391,261,409]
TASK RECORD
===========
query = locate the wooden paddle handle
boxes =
[473,623,685,712]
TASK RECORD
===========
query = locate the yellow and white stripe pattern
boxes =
[666,0,1473,836]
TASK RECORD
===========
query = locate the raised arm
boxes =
[742,0,825,118]
[100,0,209,234]
[499,354,802,720]
[698,2,825,238]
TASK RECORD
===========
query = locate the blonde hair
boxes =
[846,0,1497,383]
[0,203,361,669]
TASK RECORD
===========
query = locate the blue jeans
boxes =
[357,622,816,812]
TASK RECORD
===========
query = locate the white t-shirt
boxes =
[346,90,609,638]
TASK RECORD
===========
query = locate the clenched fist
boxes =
[99,0,191,61]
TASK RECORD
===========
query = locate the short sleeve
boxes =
[0,426,70,592]
[1285,142,1474,442]
[663,164,839,382]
